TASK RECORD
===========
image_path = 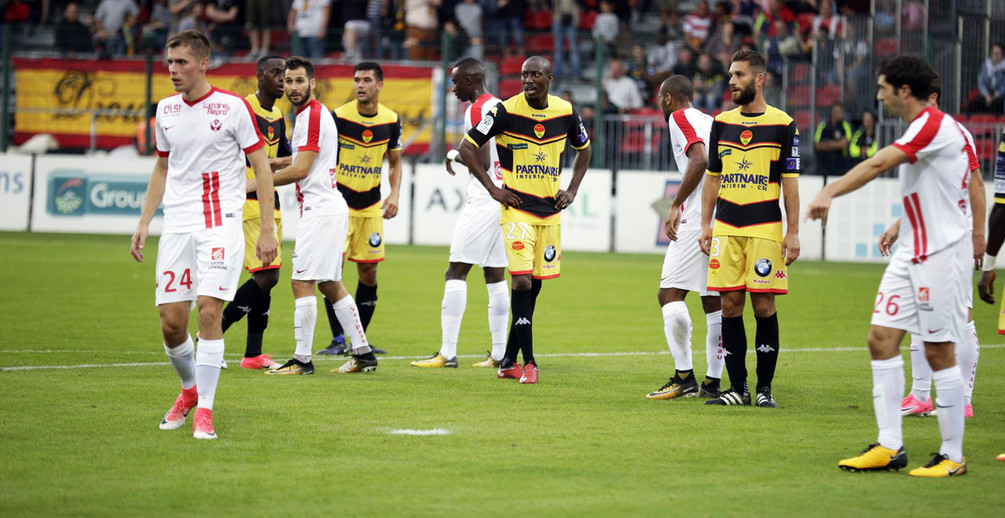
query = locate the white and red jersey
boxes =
[956,122,979,227]
[291,98,348,217]
[668,107,714,232]
[463,93,503,208]
[155,87,264,233]
[891,106,971,262]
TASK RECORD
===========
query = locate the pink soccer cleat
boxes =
[159,388,198,430]
[240,354,280,369]
[497,363,523,380]
[192,408,217,440]
[901,394,933,416]
[519,363,538,384]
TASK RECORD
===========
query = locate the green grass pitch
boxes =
[1,232,1002,516]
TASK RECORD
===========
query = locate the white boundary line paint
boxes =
[3,344,1004,372]
[386,429,452,436]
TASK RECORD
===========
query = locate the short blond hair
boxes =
[166,30,211,61]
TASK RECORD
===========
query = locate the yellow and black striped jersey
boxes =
[332,101,402,217]
[244,92,290,218]
[706,105,799,241]
[464,93,590,225]
[994,131,1005,204]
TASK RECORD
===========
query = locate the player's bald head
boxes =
[523,56,553,76]
[660,75,693,102]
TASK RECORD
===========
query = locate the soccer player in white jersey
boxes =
[877,72,985,419]
[411,58,510,369]
[645,75,725,400]
[807,55,970,477]
[262,56,379,376]
[130,31,278,440]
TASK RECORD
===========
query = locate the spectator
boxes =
[704,19,740,66]
[455,0,484,59]
[627,43,655,99]
[94,0,140,57]
[55,3,94,56]
[663,8,684,41]
[813,102,852,177]
[122,11,141,55]
[657,0,677,32]
[753,0,794,44]
[178,2,209,35]
[206,0,242,56]
[812,0,841,40]
[730,0,760,36]
[671,46,697,77]
[289,0,330,59]
[683,0,714,49]
[552,0,580,80]
[365,0,392,60]
[245,0,275,58]
[848,110,877,162]
[488,0,525,57]
[593,0,619,58]
[835,22,870,105]
[763,18,804,76]
[144,0,172,50]
[902,0,923,31]
[693,52,725,113]
[342,0,371,60]
[169,0,197,33]
[404,0,439,60]
[603,59,643,113]
[971,43,1005,114]
[647,30,678,81]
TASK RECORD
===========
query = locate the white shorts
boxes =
[660,228,713,296]
[448,204,507,268]
[292,212,348,283]
[155,217,244,305]
[871,239,969,344]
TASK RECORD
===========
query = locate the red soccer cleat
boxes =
[519,363,538,384]
[192,408,217,440]
[159,387,198,430]
[240,354,280,369]
[497,363,523,380]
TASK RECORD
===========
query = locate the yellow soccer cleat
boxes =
[646,375,698,400]
[838,444,908,472]
[265,359,314,375]
[998,453,1005,462]
[909,454,966,478]
[472,354,500,368]
[410,353,458,368]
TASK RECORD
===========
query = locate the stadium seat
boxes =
[579,11,597,30]
[526,33,554,53]
[875,37,898,56]
[788,85,812,107]
[817,86,841,106]
[499,56,525,76]
[970,114,997,136]
[796,13,816,35]
[499,79,523,98]
[789,63,810,84]
[793,110,814,132]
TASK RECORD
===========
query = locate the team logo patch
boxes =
[534,124,546,139]
[211,247,225,260]
[774,270,787,279]
[368,232,382,247]
[792,146,800,157]
[709,259,720,269]
[210,119,222,132]
[476,113,494,135]
[512,241,525,251]
[919,287,930,302]
[267,126,275,140]
[544,245,557,262]
[793,134,800,147]
[786,158,800,171]
[362,129,373,143]
[740,130,753,146]
[754,258,772,277]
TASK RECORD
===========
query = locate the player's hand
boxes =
[555,189,576,211]
[256,231,278,266]
[804,192,832,226]
[664,205,682,241]
[878,226,899,257]
[382,192,399,219]
[445,157,457,176]
[491,186,521,208]
[978,270,996,305]
[698,225,712,255]
[973,233,987,269]
[130,226,149,263]
[782,231,800,266]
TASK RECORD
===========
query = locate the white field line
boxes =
[3,344,1004,372]
[386,429,452,436]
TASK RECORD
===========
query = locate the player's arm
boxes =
[130,155,168,263]
[555,108,593,210]
[666,142,706,241]
[459,104,520,207]
[805,145,911,225]
[446,137,489,175]
[383,148,402,219]
[970,168,987,269]
[781,176,800,265]
[270,122,293,171]
[699,121,722,255]
[247,147,278,265]
[270,150,317,187]
[979,201,1005,304]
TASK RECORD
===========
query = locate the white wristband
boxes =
[984,253,997,271]
[446,149,460,162]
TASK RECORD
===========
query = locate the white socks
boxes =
[333,294,371,353]
[872,356,904,451]
[440,279,467,359]
[487,281,509,361]
[932,367,965,463]
[164,335,196,390]
[195,338,225,411]
[909,334,932,402]
[294,296,317,362]
[662,301,692,371]
[958,320,979,406]
[705,310,724,379]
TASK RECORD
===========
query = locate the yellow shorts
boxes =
[706,235,788,294]
[243,210,283,272]
[502,221,561,279]
[998,296,1005,336]
[345,215,385,263]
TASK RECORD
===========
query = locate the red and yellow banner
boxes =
[13,58,434,153]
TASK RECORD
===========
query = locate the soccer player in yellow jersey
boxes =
[218,55,290,370]
[977,130,1005,335]
[459,56,592,384]
[317,62,401,356]
[699,50,801,407]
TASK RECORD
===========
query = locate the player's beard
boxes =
[289,85,312,109]
[732,81,756,106]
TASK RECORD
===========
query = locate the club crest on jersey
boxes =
[210,119,222,132]
[362,129,374,143]
[212,248,225,260]
[534,124,546,139]
[740,130,753,145]
[512,241,525,251]
[267,126,275,140]
[544,245,557,262]
[368,232,382,247]
[919,287,930,302]
[755,258,772,277]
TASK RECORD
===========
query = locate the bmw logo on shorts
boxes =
[755,258,772,277]
[544,245,557,262]
[368,232,382,247]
